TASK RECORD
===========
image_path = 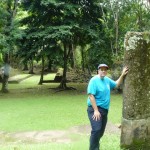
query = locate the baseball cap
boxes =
[98,64,109,69]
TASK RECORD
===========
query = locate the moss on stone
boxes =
[121,32,150,149]
[121,139,150,150]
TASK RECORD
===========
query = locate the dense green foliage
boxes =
[0,0,149,66]
[0,0,149,89]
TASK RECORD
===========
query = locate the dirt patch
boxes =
[69,122,120,135]
[11,130,70,144]
[0,122,120,144]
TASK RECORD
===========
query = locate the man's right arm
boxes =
[89,94,101,121]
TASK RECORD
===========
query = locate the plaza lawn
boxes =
[0,74,123,150]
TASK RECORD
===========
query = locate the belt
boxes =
[88,105,108,111]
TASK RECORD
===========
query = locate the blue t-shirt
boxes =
[87,75,117,110]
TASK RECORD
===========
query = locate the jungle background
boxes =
[0,0,149,92]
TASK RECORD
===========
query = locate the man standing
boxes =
[87,64,128,150]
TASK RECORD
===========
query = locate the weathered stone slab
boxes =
[121,32,150,149]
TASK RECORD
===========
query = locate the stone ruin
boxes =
[121,32,150,149]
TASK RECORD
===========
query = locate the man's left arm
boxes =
[115,66,129,88]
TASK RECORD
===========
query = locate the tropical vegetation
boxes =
[0,0,150,92]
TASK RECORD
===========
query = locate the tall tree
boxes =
[0,0,19,93]
[99,0,150,65]
[20,0,104,89]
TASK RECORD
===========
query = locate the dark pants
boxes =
[87,106,108,150]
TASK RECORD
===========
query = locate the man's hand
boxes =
[92,110,101,121]
[122,66,129,76]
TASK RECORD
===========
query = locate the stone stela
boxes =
[121,32,150,149]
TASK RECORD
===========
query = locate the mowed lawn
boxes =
[0,74,123,150]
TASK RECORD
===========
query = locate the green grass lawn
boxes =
[0,74,123,149]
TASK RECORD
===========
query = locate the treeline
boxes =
[0,0,149,91]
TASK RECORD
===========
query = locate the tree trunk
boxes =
[28,58,34,74]
[121,32,150,149]
[70,44,76,69]
[58,43,68,89]
[81,46,85,72]
[22,61,28,71]
[38,56,44,85]
[47,58,52,72]
[58,43,72,89]
[115,12,118,55]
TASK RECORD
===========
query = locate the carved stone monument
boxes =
[121,32,150,149]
